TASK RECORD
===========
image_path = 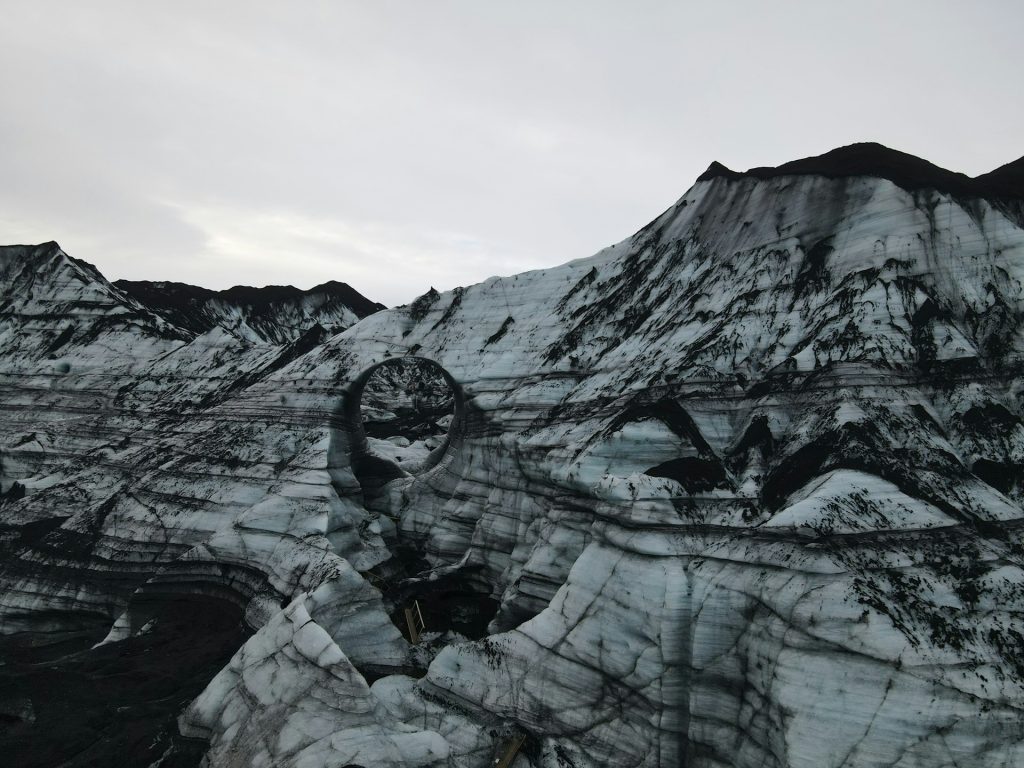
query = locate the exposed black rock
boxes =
[115,278,384,343]
[698,142,1024,201]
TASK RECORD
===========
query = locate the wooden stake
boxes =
[404,607,420,644]
[494,731,527,768]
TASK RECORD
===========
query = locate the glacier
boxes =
[1,143,1024,766]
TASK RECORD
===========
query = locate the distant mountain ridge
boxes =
[115,278,385,344]
[0,240,384,349]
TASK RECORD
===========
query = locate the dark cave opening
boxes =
[364,545,499,658]
[388,567,499,643]
[0,595,248,768]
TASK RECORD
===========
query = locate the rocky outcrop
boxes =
[3,144,1024,767]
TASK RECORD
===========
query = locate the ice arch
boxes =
[331,356,466,499]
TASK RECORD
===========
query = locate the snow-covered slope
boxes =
[3,144,1024,767]
[0,244,380,494]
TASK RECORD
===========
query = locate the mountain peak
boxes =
[697,142,1023,201]
[696,160,741,182]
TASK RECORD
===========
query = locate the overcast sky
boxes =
[1,1,1021,306]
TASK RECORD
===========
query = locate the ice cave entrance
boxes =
[357,356,457,475]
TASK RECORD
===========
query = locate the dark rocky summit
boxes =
[698,141,1024,200]
[2,143,1024,766]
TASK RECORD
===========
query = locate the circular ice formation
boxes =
[337,357,465,493]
